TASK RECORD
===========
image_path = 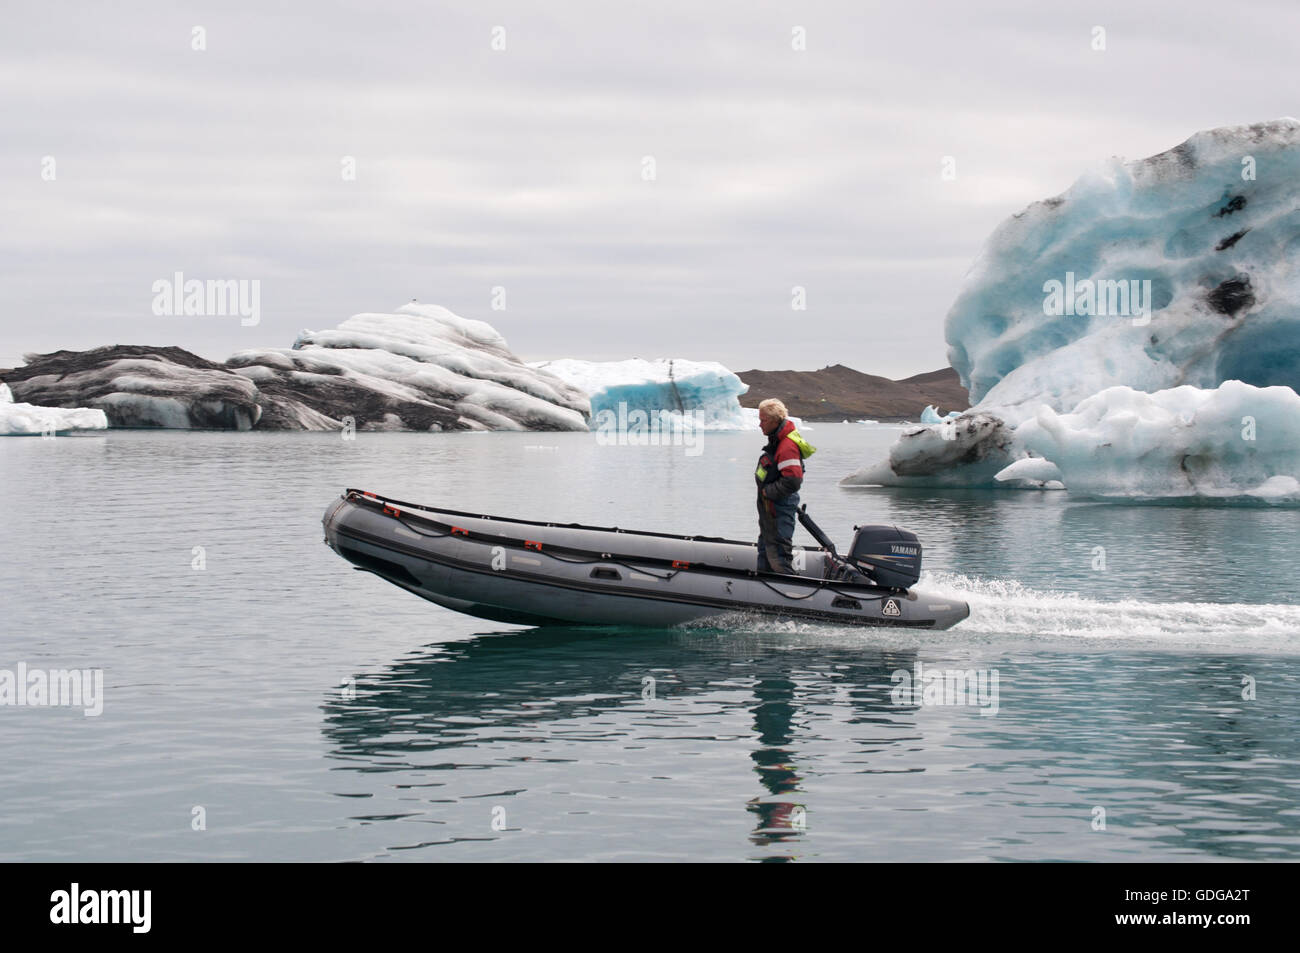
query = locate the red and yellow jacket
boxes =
[755,419,816,502]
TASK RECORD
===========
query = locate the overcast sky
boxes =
[3,0,1297,377]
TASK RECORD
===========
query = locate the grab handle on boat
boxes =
[796,504,838,557]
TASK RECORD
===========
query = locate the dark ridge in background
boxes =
[737,365,968,421]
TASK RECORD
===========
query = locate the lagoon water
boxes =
[2,424,1299,862]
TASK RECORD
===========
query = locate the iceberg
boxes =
[3,305,590,431]
[230,304,589,431]
[920,405,962,424]
[844,412,1015,487]
[1,346,258,429]
[952,117,1300,422]
[1013,381,1300,500]
[846,119,1300,499]
[531,358,749,430]
[0,382,107,435]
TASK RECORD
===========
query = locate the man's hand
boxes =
[763,475,801,501]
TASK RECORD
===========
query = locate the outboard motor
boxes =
[848,526,922,589]
[796,506,922,590]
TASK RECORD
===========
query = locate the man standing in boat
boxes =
[755,398,815,574]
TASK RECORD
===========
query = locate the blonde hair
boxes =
[758,398,788,419]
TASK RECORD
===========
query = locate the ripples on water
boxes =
[1,428,1297,861]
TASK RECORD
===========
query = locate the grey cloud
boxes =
[4,0,1298,377]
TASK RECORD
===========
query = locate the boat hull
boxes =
[322,491,970,630]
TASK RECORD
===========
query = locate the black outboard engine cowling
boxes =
[848,525,922,590]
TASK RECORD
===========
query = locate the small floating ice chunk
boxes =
[994,456,1065,486]
[0,382,108,435]
[920,405,962,424]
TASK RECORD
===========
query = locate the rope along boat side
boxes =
[322,489,970,630]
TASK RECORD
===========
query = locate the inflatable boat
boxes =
[322,489,970,630]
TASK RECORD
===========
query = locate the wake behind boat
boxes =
[322,489,970,630]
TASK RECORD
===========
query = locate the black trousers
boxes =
[756,491,799,574]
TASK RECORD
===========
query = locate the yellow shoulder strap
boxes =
[788,428,816,459]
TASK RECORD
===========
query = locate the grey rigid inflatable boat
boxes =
[322,489,971,630]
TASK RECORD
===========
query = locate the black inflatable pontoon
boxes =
[322,489,970,629]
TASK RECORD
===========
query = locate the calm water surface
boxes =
[1,425,1298,861]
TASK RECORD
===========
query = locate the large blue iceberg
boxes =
[844,118,1300,500]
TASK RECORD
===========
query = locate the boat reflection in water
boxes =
[320,626,924,861]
